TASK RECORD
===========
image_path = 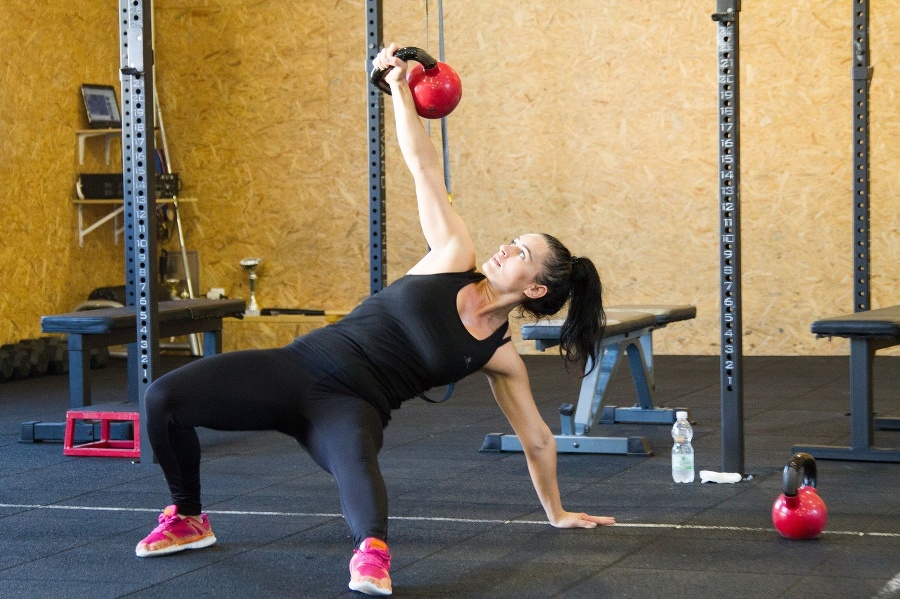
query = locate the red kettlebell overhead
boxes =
[771,452,828,540]
[371,46,462,119]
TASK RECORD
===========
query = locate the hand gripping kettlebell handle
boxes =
[782,452,818,497]
[370,46,438,95]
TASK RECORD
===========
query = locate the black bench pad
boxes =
[523,311,657,341]
[606,304,697,325]
[811,305,900,339]
[41,299,246,335]
[38,298,246,410]
[522,304,696,342]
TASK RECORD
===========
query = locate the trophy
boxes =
[239,257,263,316]
[164,278,181,300]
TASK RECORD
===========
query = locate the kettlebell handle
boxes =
[370,46,438,95]
[782,452,817,497]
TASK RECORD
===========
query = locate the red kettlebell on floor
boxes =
[371,46,462,119]
[771,452,827,540]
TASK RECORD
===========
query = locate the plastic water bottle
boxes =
[671,411,695,483]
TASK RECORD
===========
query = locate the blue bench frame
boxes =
[20,299,245,448]
[40,298,246,408]
[482,304,696,456]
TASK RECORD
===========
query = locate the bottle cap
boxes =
[676,410,688,420]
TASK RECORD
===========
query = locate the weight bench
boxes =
[482,304,696,456]
[792,304,900,462]
[40,298,246,408]
[20,298,245,446]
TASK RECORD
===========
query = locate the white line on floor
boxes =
[874,573,900,599]
[1,503,899,538]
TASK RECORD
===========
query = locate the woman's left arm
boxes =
[482,343,615,528]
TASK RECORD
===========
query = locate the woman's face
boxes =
[482,233,550,296]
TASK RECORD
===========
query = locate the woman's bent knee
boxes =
[144,376,182,420]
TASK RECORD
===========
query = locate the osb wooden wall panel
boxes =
[0,4,124,345]
[152,1,372,315]
[222,315,332,354]
[381,1,899,356]
[1,1,897,357]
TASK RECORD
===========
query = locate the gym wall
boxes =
[0,1,896,356]
[0,5,124,343]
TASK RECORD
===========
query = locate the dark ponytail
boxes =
[520,234,606,375]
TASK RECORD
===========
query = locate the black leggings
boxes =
[144,345,388,547]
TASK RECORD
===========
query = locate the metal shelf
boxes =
[72,197,196,246]
[76,128,121,165]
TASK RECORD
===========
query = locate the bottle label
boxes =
[672,454,694,471]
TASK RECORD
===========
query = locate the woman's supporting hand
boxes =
[550,512,616,529]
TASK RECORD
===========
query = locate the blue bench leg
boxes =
[203,330,222,356]
[575,344,623,434]
[598,336,685,425]
[639,331,655,391]
[626,340,654,409]
[578,335,686,429]
[67,334,91,409]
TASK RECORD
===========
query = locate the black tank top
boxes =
[291,270,510,423]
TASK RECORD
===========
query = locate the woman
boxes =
[135,43,615,597]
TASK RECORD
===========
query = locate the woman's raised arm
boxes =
[373,44,475,274]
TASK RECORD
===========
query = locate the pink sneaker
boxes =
[348,537,392,596]
[135,505,217,557]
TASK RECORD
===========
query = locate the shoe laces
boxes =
[156,511,180,529]
[354,546,390,569]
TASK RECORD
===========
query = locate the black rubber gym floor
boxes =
[1,353,899,598]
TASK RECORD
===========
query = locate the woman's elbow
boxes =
[522,423,556,455]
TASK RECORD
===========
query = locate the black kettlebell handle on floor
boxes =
[782,452,817,497]
[370,46,438,95]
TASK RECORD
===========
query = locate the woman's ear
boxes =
[524,284,548,299]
